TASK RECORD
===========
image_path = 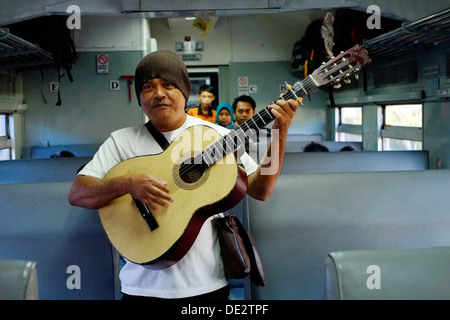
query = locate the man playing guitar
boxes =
[68,50,298,300]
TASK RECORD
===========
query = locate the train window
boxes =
[380,104,423,150]
[0,114,6,136]
[0,113,12,160]
[336,107,362,142]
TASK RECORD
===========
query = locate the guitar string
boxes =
[154,73,348,200]
[166,77,316,181]
[170,89,299,181]
[191,87,297,169]
[127,51,366,233]
[141,76,319,214]
[137,50,368,207]
[170,82,310,180]
[197,76,332,171]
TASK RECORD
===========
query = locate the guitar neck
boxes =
[236,77,318,134]
[200,75,318,167]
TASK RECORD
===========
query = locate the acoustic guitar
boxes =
[98,45,371,268]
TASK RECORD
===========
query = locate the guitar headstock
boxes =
[310,45,371,87]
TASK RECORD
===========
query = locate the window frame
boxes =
[379,103,423,151]
[336,106,363,142]
[0,113,13,160]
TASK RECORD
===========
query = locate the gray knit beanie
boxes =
[135,50,191,106]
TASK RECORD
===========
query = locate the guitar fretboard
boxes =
[198,75,318,167]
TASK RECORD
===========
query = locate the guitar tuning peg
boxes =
[343,72,351,84]
[354,72,360,80]
[285,81,293,91]
[333,82,342,89]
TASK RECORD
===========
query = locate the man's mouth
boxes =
[153,103,169,109]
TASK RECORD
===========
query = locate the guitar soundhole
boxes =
[179,159,208,183]
[173,155,210,190]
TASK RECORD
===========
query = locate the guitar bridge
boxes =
[133,197,159,231]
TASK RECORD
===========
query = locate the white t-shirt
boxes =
[78,115,258,298]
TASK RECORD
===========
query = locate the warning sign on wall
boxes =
[238,76,248,95]
[96,54,109,74]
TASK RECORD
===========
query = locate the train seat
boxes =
[248,169,450,299]
[0,182,116,300]
[29,144,100,158]
[0,260,38,300]
[0,157,91,184]
[281,150,429,174]
[324,246,450,300]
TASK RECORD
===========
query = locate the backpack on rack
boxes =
[291,18,328,79]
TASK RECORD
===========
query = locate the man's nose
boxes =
[154,85,166,98]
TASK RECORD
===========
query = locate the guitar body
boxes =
[98,125,248,268]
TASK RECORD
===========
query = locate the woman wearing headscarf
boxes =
[216,102,237,129]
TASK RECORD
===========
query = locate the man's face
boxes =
[140,78,187,131]
[234,101,255,125]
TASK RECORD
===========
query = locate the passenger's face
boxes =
[198,91,215,109]
[234,101,255,125]
[218,108,232,127]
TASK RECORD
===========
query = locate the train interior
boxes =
[0,0,449,300]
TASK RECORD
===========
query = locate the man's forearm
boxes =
[68,175,130,209]
[247,128,287,201]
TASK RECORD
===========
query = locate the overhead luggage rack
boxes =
[0,27,55,69]
[362,8,450,59]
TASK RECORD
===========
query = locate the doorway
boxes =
[187,69,219,109]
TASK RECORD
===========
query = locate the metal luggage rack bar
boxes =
[363,8,450,59]
[0,28,55,69]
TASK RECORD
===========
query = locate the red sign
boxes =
[96,54,109,74]
[97,54,109,64]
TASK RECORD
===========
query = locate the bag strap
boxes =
[145,121,170,151]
